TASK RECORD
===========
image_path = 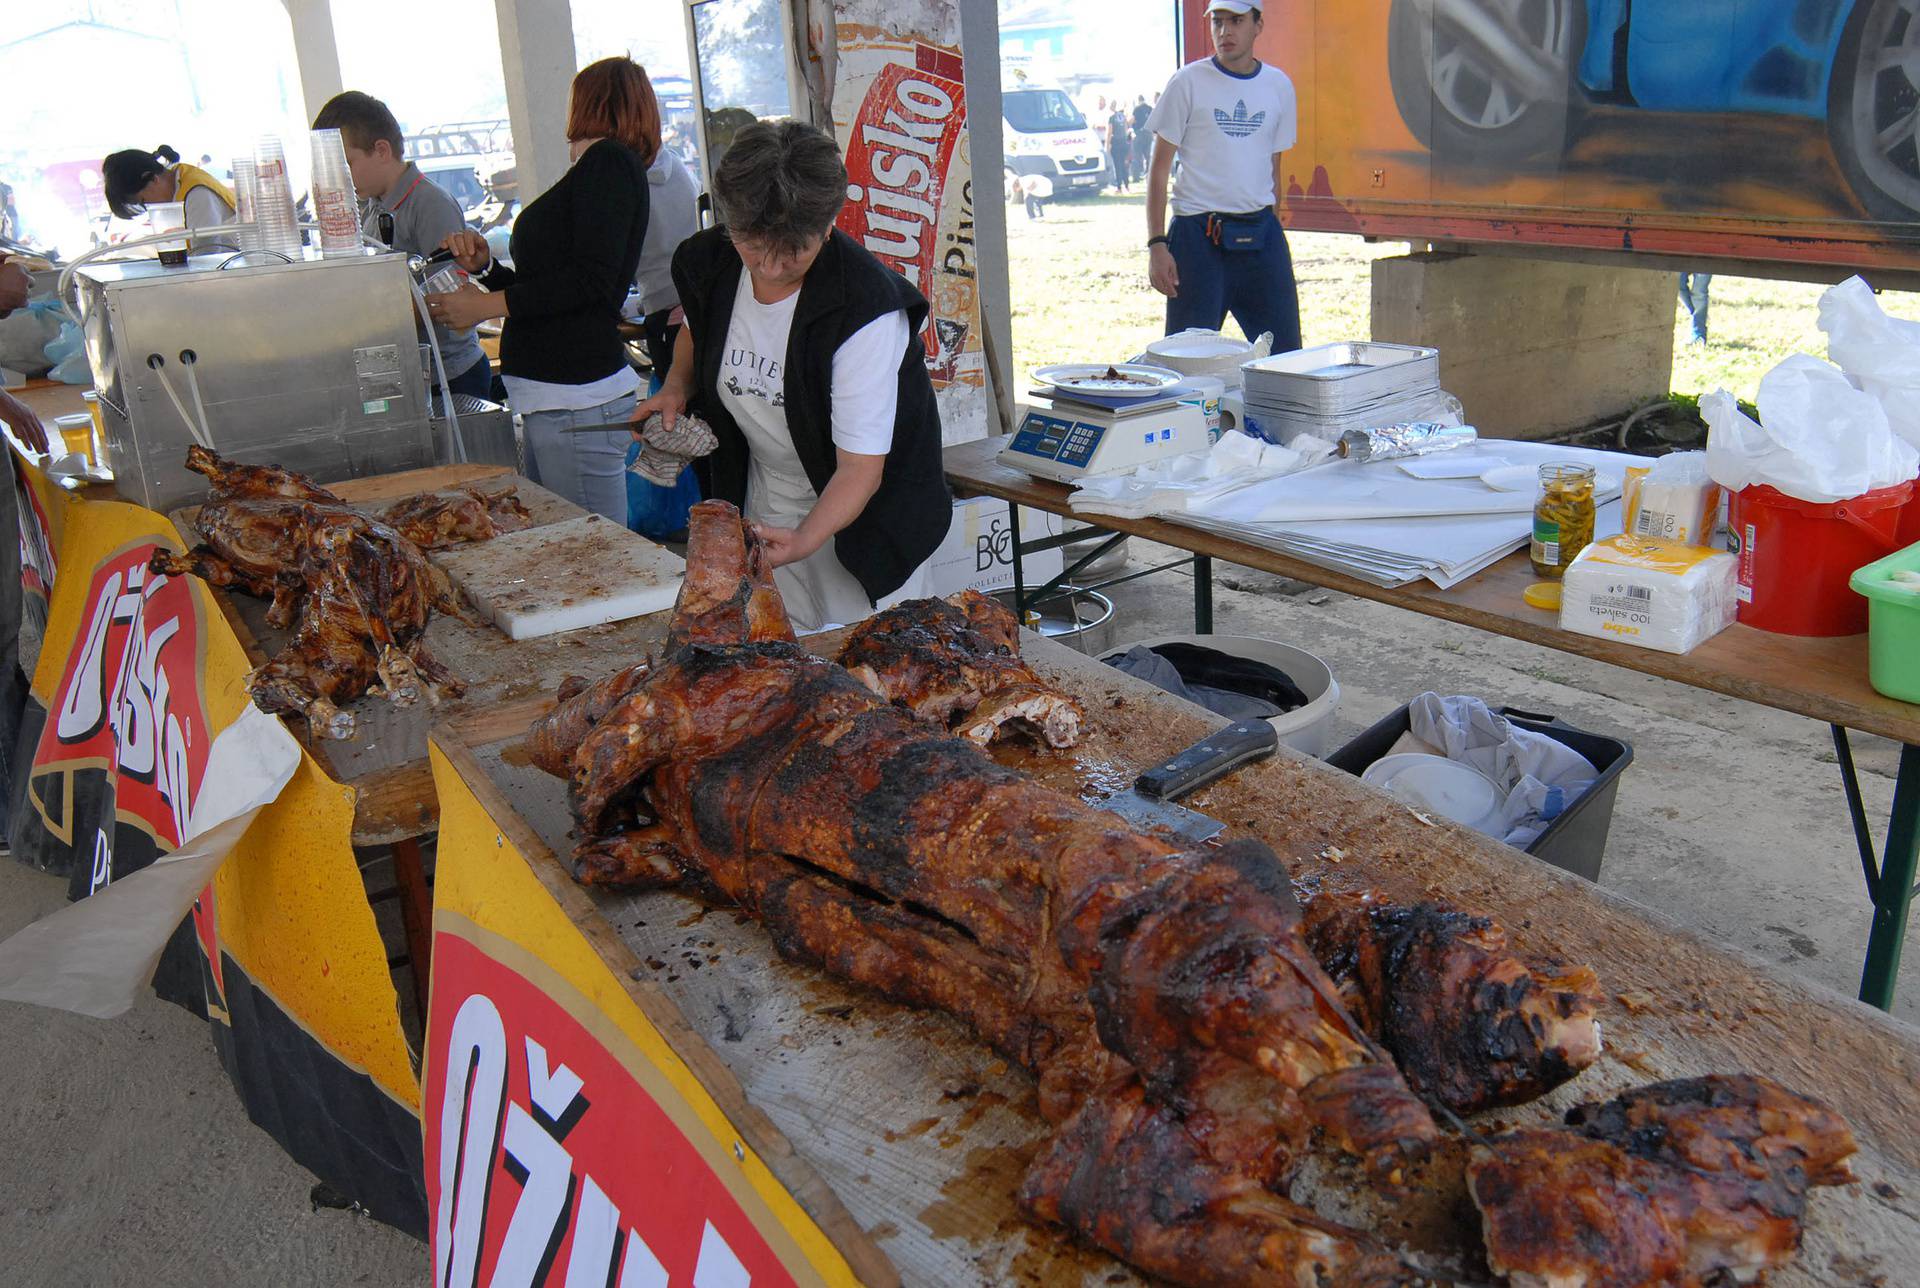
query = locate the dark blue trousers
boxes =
[1165,210,1302,352]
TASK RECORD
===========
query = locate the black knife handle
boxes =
[1136,720,1279,802]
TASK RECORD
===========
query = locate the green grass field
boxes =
[1006,191,1919,409]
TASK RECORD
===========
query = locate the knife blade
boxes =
[1093,719,1280,843]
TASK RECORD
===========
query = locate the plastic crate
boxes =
[1325,704,1634,881]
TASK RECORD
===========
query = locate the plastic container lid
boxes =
[1362,752,1502,830]
[1148,333,1253,359]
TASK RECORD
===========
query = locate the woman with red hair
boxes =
[431,57,656,518]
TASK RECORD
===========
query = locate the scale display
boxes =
[998,400,1209,483]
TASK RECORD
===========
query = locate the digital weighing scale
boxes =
[999,390,1210,483]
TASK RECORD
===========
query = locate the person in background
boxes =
[1108,105,1133,193]
[1022,172,1053,221]
[0,257,47,842]
[1144,0,1302,351]
[1678,271,1712,345]
[312,90,494,401]
[0,257,47,451]
[633,120,951,633]
[1130,94,1154,182]
[101,145,235,235]
[429,57,654,520]
[630,136,701,383]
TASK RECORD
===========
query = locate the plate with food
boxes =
[1033,362,1185,403]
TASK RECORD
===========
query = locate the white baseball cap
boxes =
[1207,0,1263,14]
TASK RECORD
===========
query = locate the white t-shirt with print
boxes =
[716,272,918,631]
[1146,58,1298,217]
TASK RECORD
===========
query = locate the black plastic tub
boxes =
[1325,704,1634,882]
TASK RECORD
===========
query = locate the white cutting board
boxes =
[430,513,685,640]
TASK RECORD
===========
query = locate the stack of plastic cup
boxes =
[252,135,304,258]
[309,128,361,258]
[231,155,261,252]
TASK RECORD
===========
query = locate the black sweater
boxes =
[673,227,953,602]
[481,140,648,386]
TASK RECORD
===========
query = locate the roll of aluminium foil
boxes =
[1337,421,1477,463]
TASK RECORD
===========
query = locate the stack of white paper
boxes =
[1166,441,1646,589]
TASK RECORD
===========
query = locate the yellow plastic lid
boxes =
[1523,581,1563,612]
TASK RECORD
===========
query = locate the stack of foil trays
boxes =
[1240,342,1443,443]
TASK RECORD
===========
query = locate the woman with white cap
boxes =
[1141,0,1302,353]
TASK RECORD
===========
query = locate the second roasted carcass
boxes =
[152,450,466,739]
[382,485,533,549]
[836,591,1083,747]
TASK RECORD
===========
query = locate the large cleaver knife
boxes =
[1095,719,1280,843]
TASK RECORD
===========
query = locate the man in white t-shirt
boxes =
[1143,0,1301,351]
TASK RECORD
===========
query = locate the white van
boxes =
[1002,80,1109,197]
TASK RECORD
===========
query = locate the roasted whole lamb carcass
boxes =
[526,502,1541,1284]
[1468,1075,1857,1287]
[382,485,533,550]
[836,591,1083,747]
[152,450,466,739]
[526,500,1853,1285]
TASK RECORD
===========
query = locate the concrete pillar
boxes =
[494,0,577,203]
[1371,252,1678,440]
[958,0,1013,434]
[281,0,345,122]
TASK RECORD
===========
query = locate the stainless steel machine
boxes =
[76,249,435,511]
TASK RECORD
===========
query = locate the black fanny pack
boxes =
[1206,210,1273,253]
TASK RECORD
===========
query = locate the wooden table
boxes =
[946,436,1920,1009]
[444,634,1920,1286]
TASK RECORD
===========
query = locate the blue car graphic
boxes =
[1386,0,1920,219]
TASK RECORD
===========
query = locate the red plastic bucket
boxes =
[1900,486,1920,549]
[1731,481,1913,636]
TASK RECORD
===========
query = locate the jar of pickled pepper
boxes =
[1529,463,1596,579]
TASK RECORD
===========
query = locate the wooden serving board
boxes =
[430,513,685,640]
[447,633,1920,1288]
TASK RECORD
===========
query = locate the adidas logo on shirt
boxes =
[1213,100,1265,139]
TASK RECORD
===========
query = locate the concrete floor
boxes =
[0,861,425,1288]
[0,544,1911,1286]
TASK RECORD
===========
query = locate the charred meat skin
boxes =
[1303,890,1603,1114]
[382,486,533,550]
[1468,1075,1858,1288]
[837,590,1083,748]
[1019,1081,1419,1288]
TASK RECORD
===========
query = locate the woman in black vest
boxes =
[633,120,951,632]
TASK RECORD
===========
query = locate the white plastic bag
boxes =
[1819,275,1920,451]
[1703,357,1919,503]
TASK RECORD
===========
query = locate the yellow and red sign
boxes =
[6,458,424,1229]
[426,742,873,1287]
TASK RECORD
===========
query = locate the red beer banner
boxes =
[29,542,213,891]
[838,45,969,382]
[426,932,794,1288]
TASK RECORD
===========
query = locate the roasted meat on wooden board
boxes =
[382,485,533,550]
[529,500,1854,1286]
[151,450,465,739]
[836,591,1084,747]
[1468,1076,1857,1287]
